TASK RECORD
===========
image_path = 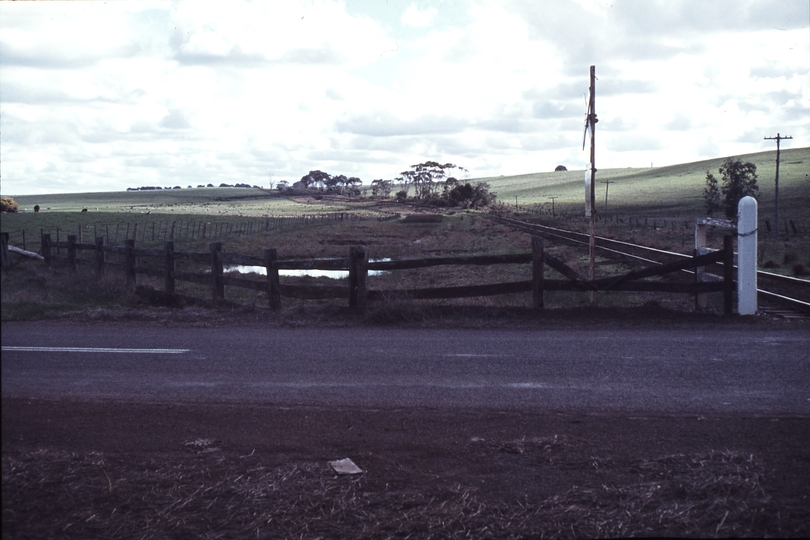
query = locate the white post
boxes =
[737,196,757,315]
[694,221,708,310]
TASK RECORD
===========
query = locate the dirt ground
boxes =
[3,396,809,539]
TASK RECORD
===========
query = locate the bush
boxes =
[704,158,759,218]
[1,197,19,213]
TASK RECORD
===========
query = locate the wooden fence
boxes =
[10,230,735,313]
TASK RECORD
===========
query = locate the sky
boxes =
[0,0,807,196]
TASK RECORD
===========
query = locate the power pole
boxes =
[601,178,613,211]
[764,133,792,239]
[586,66,598,302]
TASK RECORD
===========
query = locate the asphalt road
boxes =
[2,321,809,414]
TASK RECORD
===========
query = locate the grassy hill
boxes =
[474,147,810,221]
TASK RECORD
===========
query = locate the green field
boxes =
[4,146,808,222]
[2,147,808,267]
[478,147,810,221]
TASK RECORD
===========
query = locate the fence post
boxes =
[67,234,78,271]
[22,230,26,251]
[737,196,757,315]
[532,236,544,309]
[0,233,9,269]
[349,246,368,309]
[210,242,224,301]
[694,220,708,310]
[170,220,176,240]
[164,241,175,293]
[41,233,52,267]
[723,235,734,315]
[125,239,136,286]
[95,236,105,277]
[264,248,281,310]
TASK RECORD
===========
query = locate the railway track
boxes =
[492,215,810,317]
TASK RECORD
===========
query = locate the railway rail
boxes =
[492,215,810,316]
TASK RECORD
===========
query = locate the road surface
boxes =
[3,321,808,413]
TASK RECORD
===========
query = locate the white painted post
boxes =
[737,196,757,315]
[694,220,708,310]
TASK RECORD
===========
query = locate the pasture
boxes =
[1,148,808,320]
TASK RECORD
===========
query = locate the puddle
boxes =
[225,259,391,279]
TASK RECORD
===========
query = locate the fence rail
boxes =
[1,230,734,313]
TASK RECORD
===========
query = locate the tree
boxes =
[704,158,759,218]
[299,170,331,190]
[371,179,393,198]
[703,171,721,216]
[397,161,468,201]
[1,197,19,213]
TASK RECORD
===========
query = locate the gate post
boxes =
[737,196,757,315]
[264,248,281,310]
[210,242,224,301]
[694,220,708,310]
[349,246,368,309]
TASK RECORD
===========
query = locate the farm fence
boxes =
[0,211,401,256]
[504,203,808,236]
[1,230,736,313]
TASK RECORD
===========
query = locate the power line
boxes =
[764,133,793,239]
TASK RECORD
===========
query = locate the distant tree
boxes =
[371,179,394,198]
[397,161,468,201]
[327,174,345,193]
[444,181,496,209]
[705,158,759,218]
[300,170,331,190]
[277,180,289,190]
[555,165,568,172]
[1,197,19,213]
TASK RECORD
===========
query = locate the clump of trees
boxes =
[1,197,19,213]
[296,170,362,197]
[704,158,759,218]
[394,161,495,208]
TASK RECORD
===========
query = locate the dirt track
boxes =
[3,397,809,538]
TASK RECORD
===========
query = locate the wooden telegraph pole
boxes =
[584,65,598,302]
[601,178,613,211]
[764,133,792,239]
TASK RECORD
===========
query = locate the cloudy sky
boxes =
[1,0,807,196]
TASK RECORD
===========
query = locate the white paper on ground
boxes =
[329,458,364,475]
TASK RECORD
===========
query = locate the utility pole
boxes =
[585,65,598,302]
[601,178,613,211]
[764,133,792,239]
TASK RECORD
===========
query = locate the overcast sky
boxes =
[1,0,807,196]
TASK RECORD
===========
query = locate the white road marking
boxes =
[442,354,505,358]
[2,346,189,354]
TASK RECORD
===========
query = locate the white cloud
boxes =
[0,0,807,195]
[401,3,438,28]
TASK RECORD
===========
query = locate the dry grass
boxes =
[3,447,800,539]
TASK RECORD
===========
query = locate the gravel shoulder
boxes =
[3,397,809,538]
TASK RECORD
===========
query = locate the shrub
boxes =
[1,197,19,213]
